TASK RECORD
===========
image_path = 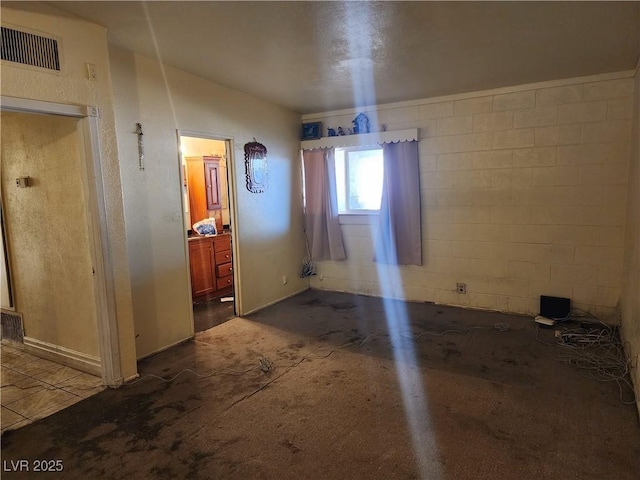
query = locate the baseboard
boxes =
[136,336,193,361]
[241,286,310,316]
[21,336,102,376]
[123,373,140,384]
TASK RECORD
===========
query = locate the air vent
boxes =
[1,26,60,71]
[1,310,24,344]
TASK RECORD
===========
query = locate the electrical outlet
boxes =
[282,275,287,285]
[456,282,466,294]
[319,275,324,281]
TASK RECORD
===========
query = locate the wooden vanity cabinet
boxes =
[188,234,233,300]
[189,239,216,297]
[212,235,233,295]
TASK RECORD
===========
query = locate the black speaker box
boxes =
[539,295,571,319]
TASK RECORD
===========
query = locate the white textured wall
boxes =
[621,66,640,414]
[0,4,137,379]
[305,73,634,322]
[109,47,308,358]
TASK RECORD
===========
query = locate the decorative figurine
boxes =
[337,127,346,136]
[353,113,370,134]
[327,127,337,137]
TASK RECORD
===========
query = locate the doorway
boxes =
[179,133,236,333]
[1,96,122,389]
[1,110,101,365]
[0,99,126,431]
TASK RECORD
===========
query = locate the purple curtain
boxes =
[375,141,422,265]
[302,148,346,261]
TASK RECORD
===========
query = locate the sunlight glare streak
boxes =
[142,1,180,129]
[378,269,443,479]
[341,2,444,477]
[342,2,379,129]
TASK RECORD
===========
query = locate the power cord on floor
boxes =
[127,350,335,386]
[546,307,614,329]
[535,315,636,406]
[353,322,512,348]
[126,365,260,385]
[128,322,515,386]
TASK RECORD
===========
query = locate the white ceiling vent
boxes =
[1,26,60,71]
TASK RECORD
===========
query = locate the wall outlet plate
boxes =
[456,283,466,294]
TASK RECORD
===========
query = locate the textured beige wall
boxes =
[0,4,138,379]
[1,112,99,356]
[621,66,640,413]
[304,73,634,323]
[109,46,308,358]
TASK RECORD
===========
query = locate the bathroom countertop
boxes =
[187,231,231,241]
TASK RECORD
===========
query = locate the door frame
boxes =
[0,95,123,386]
[176,130,242,317]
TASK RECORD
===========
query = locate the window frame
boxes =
[336,145,384,216]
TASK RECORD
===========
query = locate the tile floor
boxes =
[1,342,104,434]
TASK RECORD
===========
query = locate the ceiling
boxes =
[22,2,640,113]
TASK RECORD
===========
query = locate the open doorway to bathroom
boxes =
[179,133,236,333]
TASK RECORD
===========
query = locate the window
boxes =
[335,146,383,214]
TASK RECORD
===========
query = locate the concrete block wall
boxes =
[304,72,634,322]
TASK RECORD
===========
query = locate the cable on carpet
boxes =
[127,350,335,386]
[127,321,515,386]
[535,312,636,406]
[351,322,512,348]
[4,322,518,391]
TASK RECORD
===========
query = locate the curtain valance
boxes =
[300,128,418,151]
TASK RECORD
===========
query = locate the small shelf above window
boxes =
[300,128,419,150]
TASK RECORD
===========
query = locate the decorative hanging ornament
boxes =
[244,138,268,193]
